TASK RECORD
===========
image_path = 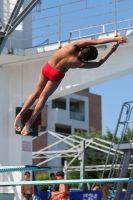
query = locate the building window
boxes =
[70,99,85,121]
[52,98,66,110]
[55,124,71,135]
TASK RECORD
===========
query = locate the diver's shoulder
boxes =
[63,43,78,53]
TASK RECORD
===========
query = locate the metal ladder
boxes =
[101,101,133,200]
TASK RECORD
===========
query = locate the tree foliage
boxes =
[65,127,133,189]
[36,172,51,191]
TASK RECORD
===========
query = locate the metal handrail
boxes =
[69,17,133,40]
[4,0,133,47]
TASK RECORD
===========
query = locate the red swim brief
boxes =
[42,62,65,82]
[59,194,68,199]
[52,198,59,200]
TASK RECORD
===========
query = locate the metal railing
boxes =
[3,0,133,48]
[69,17,133,40]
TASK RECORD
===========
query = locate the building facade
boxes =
[33,89,102,169]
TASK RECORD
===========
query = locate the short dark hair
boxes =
[24,171,30,175]
[80,46,98,61]
[50,173,55,176]
[54,184,59,191]
[56,171,64,178]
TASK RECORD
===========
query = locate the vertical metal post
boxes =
[102,25,105,33]
[58,6,61,46]
[85,0,87,9]
[114,0,117,36]
[37,0,42,12]
[8,34,13,54]
[115,150,132,200]
[124,165,133,200]
[32,171,39,195]
[128,20,130,28]
[79,30,81,39]
[69,32,72,40]
[79,141,85,190]
[63,160,68,180]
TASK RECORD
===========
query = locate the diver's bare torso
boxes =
[48,43,85,74]
[22,185,33,194]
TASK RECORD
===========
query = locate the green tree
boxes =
[36,172,50,191]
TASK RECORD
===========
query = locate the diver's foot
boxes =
[14,114,22,132]
[21,122,30,136]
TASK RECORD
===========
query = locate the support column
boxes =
[79,141,85,190]
[115,150,132,200]
[124,167,133,200]
[63,160,68,180]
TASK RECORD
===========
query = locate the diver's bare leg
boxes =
[14,73,48,132]
[21,80,61,135]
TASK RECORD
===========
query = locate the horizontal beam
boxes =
[32,150,78,154]
[0,165,51,173]
[0,178,131,186]
[69,168,133,171]
[32,155,76,159]
[69,164,133,168]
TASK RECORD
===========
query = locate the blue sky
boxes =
[90,73,133,134]
[32,0,133,134]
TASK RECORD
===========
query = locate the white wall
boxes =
[0,64,33,199]
[0,6,35,196]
